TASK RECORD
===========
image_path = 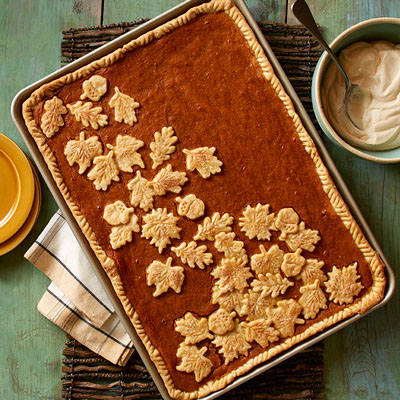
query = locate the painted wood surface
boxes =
[0,0,398,399]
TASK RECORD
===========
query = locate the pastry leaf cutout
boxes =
[148,164,188,196]
[87,151,119,191]
[176,343,213,383]
[109,213,140,250]
[193,212,233,241]
[64,131,102,174]
[299,279,328,319]
[251,273,294,298]
[146,257,185,297]
[107,135,144,172]
[214,232,247,263]
[67,101,108,129]
[41,96,67,138]
[150,126,178,169]
[109,86,140,126]
[250,244,284,276]
[239,203,277,240]
[183,147,223,178]
[175,312,213,344]
[171,241,213,269]
[127,171,155,211]
[242,319,280,348]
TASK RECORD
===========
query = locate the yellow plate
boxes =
[0,133,35,243]
[0,162,41,256]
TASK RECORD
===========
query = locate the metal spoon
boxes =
[291,0,369,130]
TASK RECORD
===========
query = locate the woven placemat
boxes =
[60,19,324,400]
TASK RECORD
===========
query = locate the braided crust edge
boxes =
[22,1,386,399]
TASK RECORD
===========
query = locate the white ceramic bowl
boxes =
[312,17,400,163]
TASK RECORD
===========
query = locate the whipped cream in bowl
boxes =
[322,40,400,150]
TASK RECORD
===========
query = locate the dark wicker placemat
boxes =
[61,19,323,400]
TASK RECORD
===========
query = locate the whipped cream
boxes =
[322,40,400,150]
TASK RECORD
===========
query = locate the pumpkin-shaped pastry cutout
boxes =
[80,75,108,101]
[176,194,205,220]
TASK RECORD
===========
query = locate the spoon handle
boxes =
[291,0,350,88]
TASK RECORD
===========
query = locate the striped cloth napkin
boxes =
[24,211,134,366]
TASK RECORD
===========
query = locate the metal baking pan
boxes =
[11,0,395,399]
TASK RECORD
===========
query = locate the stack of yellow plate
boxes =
[0,133,42,256]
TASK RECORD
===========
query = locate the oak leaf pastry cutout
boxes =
[176,194,205,220]
[127,171,155,211]
[108,86,140,126]
[241,319,280,348]
[141,208,181,253]
[171,241,213,269]
[214,232,248,263]
[67,101,108,130]
[239,203,277,240]
[324,262,363,305]
[193,212,233,241]
[211,257,253,295]
[148,164,188,196]
[208,309,236,335]
[251,273,294,298]
[240,290,277,321]
[109,213,140,250]
[80,75,108,101]
[266,299,305,338]
[183,147,223,178]
[298,259,327,285]
[146,257,184,297]
[87,151,119,191]
[106,135,145,172]
[150,126,178,169]
[212,320,251,365]
[103,200,134,226]
[211,288,244,314]
[250,244,284,276]
[275,207,300,239]
[299,279,328,319]
[175,312,213,344]
[281,249,306,277]
[64,131,102,174]
[282,221,320,252]
[40,96,67,138]
[176,343,213,383]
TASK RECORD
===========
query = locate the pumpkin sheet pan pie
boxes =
[22,1,386,398]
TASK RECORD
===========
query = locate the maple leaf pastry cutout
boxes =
[250,244,284,276]
[171,241,213,269]
[297,258,327,285]
[108,86,140,126]
[212,320,251,365]
[40,96,67,138]
[149,126,178,169]
[240,289,277,321]
[324,262,363,305]
[193,212,233,241]
[126,171,155,211]
[141,208,181,253]
[176,343,213,382]
[211,257,253,295]
[211,288,244,314]
[175,312,213,344]
[148,164,188,196]
[239,203,277,240]
[64,131,102,174]
[266,299,305,338]
[106,135,144,172]
[298,279,328,319]
[183,146,223,178]
[80,75,108,101]
[241,319,280,348]
[87,151,119,191]
[67,101,108,129]
[146,257,185,297]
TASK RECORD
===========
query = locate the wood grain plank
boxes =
[287,1,400,398]
[102,0,287,25]
[0,1,101,398]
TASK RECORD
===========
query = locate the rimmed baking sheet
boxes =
[11,1,395,399]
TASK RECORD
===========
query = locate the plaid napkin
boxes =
[25,211,134,366]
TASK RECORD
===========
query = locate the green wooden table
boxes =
[0,1,399,398]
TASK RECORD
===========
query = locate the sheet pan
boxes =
[11,1,395,399]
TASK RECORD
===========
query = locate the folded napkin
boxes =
[25,211,134,366]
